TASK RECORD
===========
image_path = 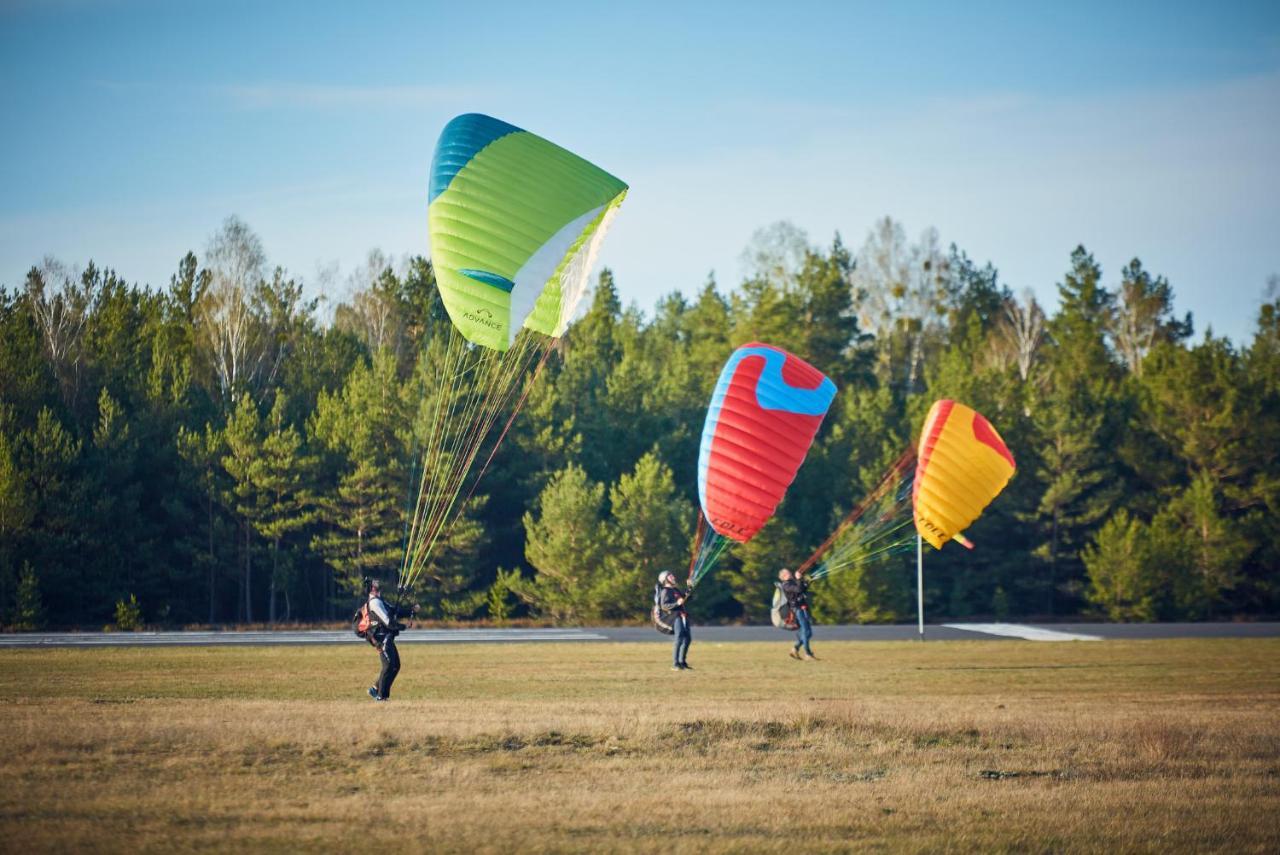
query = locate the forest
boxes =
[1,216,1277,629]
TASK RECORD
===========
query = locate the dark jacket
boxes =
[780,578,809,611]
[656,585,687,616]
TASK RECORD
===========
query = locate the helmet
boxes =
[657,571,674,585]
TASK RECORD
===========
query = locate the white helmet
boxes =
[657,571,675,585]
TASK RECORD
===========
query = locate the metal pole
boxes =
[916,533,924,640]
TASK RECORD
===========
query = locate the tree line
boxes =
[1,216,1276,629]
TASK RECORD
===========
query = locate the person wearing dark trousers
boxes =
[779,567,816,660]
[366,579,407,700]
[657,571,693,670]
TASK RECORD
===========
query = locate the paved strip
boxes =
[560,623,1280,643]
[0,623,1275,648]
[592,625,989,643]
[0,628,609,648]
[944,623,1102,642]
[1043,622,1280,639]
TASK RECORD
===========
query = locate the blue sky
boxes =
[2,0,1278,342]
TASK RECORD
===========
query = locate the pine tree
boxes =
[252,392,318,623]
[18,408,83,617]
[1153,474,1250,619]
[176,424,229,623]
[310,350,407,603]
[555,271,623,482]
[0,286,60,419]
[731,266,804,355]
[1027,402,1121,615]
[13,562,44,631]
[1083,510,1158,621]
[945,246,1007,343]
[1242,287,1280,611]
[1140,336,1255,499]
[220,395,263,622]
[519,464,607,621]
[486,567,521,624]
[1028,247,1126,614]
[684,276,732,385]
[1052,247,1114,354]
[794,234,865,382]
[0,410,33,620]
[1,222,1274,626]
[83,388,148,620]
[600,452,693,619]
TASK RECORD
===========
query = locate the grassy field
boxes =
[1,638,1277,853]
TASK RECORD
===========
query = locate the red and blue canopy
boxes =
[697,343,836,542]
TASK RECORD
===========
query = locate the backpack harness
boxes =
[652,583,677,635]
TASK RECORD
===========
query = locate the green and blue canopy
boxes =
[428,113,628,351]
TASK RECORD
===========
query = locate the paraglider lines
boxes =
[399,329,554,596]
[800,449,920,583]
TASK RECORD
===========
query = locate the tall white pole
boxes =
[916,533,924,640]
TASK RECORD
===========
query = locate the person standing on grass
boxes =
[779,567,816,660]
[656,571,693,671]
[365,579,407,701]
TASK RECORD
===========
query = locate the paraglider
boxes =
[776,567,816,659]
[359,578,407,702]
[400,114,627,599]
[698,343,836,542]
[686,343,836,588]
[913,399,1016,550]
[428,113,628,351]
[665,342,834,662]
[653,571,692,669]
[791,399,1016,592]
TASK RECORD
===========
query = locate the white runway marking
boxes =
[943,623,1102,641]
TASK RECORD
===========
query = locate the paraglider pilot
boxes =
[657,571,693,670]
[779,567,816,660]
[366,579,408,701]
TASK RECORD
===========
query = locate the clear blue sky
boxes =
[2,0,1278,342]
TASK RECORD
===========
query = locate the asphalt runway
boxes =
[1,622,1276,648]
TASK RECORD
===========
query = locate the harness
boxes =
[353,603,372,638]
[771,584,800,631]
[355,593,405,650]
[652,584,677,635]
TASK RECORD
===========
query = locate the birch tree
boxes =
[198,216,266,405]
[1109,259,1191,376]
[851,217,949,390]
[991,289,1046,383]
[25,257,92,405]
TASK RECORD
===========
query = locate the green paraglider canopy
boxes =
[428,113,628,351]
[399,115,628,598]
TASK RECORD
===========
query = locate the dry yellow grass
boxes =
[1,638,1277,853]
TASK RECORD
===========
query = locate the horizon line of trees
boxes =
[1,216,1277,630]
